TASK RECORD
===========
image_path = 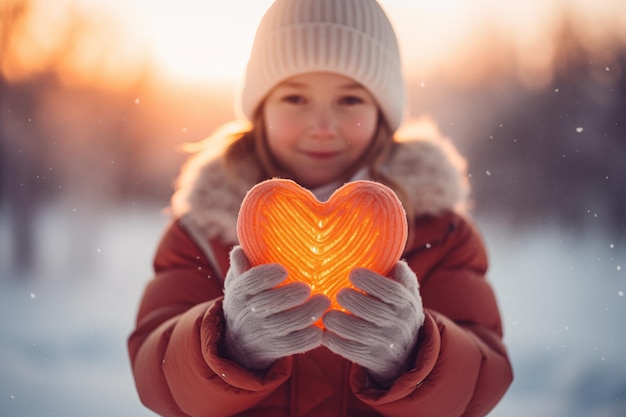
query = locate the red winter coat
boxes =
[128,138,513,416]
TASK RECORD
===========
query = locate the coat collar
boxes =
[171,135,469,244]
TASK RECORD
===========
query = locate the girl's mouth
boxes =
[301,150,340,160]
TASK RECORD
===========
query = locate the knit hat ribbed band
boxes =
[238,0,406,132]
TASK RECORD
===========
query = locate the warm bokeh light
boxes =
[1,0,274,87]
[115,0,274,83]
[1,0,149,90]
[1,0,625,89]
[386,0,626,88]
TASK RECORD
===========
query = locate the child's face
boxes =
[263,72,379,189]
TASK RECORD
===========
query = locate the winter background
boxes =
[1,0,625,416]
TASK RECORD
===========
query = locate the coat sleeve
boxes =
[127,220,291,417]
[351,213,513,417]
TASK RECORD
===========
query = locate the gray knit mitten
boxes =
[223,246,330,371]
[322,261,425,387]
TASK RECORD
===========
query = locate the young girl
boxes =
[128,0,513,415]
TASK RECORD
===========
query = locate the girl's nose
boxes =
[310,106,336,139]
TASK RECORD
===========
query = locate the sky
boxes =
[3,0,626,89]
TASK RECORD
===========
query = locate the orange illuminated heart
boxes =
[237,179,408,312]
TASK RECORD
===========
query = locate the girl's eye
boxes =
[340,95,365,106]
[282,95,306,105]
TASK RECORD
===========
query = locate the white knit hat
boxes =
[237,0,406,132]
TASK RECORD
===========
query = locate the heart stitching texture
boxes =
[237,179,408,311]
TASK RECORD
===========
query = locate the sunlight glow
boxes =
[2,0,148,90]
[2,0,624,88]
[384,0,482,78]
[2,0,73,81]
[120,0,274,83]
[386,0,626,88]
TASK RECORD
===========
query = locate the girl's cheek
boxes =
[274,118,299,134]
[346,115,377,136]
[345,107,377,125]
[267,117,302,142]
[266,108,288,127]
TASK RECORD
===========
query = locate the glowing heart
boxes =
[237,179,408,311]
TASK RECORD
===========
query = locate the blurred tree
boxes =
[0,0,40,277]
[602,52,626,236]
[463,14,626,236]
[0,0,151,277]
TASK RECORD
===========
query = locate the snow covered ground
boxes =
[1,203,624,416]
[479,219,626,417]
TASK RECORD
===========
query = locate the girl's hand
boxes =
[223,246,330,371]
[322,262,425,387]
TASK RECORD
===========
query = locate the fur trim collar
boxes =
[171,135,469,244]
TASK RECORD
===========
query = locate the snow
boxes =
[0,204,166,417]
[1,203,625,416]
[481,219,626,417]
